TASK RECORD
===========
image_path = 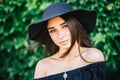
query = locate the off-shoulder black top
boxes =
[34,61,117,80]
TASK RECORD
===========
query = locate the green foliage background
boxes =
[0,0,120,80]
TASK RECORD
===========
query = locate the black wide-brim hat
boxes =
[28,2,96,44]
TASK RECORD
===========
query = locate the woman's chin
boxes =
[60,44,71,49]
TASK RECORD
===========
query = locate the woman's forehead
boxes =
[47,16,65,28]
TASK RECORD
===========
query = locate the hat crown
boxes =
[43,2,73,20]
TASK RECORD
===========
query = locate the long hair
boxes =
[44,14,93,59]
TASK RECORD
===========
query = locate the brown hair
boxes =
[44,14,93,59]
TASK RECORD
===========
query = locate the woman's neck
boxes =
[54,42,87,61]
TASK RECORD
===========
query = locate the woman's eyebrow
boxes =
[60,22,66,26]
[48,27,54,30]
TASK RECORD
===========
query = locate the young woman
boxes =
[28,2,117,80]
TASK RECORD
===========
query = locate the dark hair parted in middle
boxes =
[44,14,93,58]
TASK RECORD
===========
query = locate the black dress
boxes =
[34,61,117,80]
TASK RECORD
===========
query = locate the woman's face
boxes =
[47,16,71,49]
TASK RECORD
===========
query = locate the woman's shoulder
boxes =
[37,56,52,64]
[35,56,54,71]
[83,48,105,63]
[34,57,53,79]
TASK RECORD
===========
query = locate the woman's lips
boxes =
[59,40,68,45]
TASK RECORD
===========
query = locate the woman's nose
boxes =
[57,30,64,39]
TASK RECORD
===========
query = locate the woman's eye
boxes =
[49,30,56,33]
[62,25,68,28]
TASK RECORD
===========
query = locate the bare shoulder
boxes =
[83,48,105,63]
[34,57,51,79]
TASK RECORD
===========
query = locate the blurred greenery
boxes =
[0,0,120,80]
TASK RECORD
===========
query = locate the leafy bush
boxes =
[0,0,119,80]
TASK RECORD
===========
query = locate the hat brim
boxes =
[28,10,96,44]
